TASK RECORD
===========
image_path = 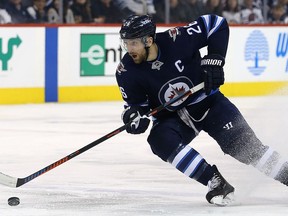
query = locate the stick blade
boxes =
[0,172,18,188]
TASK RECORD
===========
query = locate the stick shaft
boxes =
[0,82,204,188]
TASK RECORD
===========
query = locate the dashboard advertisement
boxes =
[0,25,287,104]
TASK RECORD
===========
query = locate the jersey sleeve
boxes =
[199,14,229,57]
[115,59,149,109]
[176,14,229,58]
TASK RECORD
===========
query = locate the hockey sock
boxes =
[253,147,288,185]
[167,144,215,185]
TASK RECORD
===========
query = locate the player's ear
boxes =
[146,36,154,46]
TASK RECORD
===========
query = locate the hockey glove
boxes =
[201,54,225,95]
[122,106,150,134]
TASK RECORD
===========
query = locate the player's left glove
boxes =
[201,54,225,95]
[122,106,150,134]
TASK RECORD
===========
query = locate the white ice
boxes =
[0,95,288,216]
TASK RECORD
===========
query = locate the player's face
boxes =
[122,38,146,64]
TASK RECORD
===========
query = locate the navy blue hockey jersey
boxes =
[116,14,229,118]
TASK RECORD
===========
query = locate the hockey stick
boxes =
[0,82,204,188]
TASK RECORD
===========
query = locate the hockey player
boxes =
[115,14,288,206]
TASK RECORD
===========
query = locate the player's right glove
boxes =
[122,106,150,134]
[201,54,225,95]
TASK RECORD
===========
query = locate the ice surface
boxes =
[0,96,287,215]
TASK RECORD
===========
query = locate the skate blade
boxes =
[210,192,235,206]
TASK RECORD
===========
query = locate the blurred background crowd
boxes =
[0,0,287,24]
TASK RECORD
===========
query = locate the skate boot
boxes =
[206,165,235,206]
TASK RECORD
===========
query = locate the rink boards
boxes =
[0,25,287,104]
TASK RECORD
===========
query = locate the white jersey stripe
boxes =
[201,15,210,38]
[207,16,224,38]
[201,15,224,39]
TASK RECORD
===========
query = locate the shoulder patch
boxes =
[168,27,181,42]
[116,62,127,75]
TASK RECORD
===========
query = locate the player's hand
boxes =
[122,106,150,134]
[201,54,225,95]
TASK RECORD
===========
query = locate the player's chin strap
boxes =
[142,36,152,61]
[145,46,150,61]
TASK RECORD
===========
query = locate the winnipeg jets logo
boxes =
[152,60,164,70]
[116,62,127,74]
[168,27,180,42]
[164,83,190,106]
[158,76,193,111]
[167,84,185,99]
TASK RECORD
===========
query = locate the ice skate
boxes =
[206,165,235,206]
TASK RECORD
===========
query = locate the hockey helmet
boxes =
[120,15,156,40]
